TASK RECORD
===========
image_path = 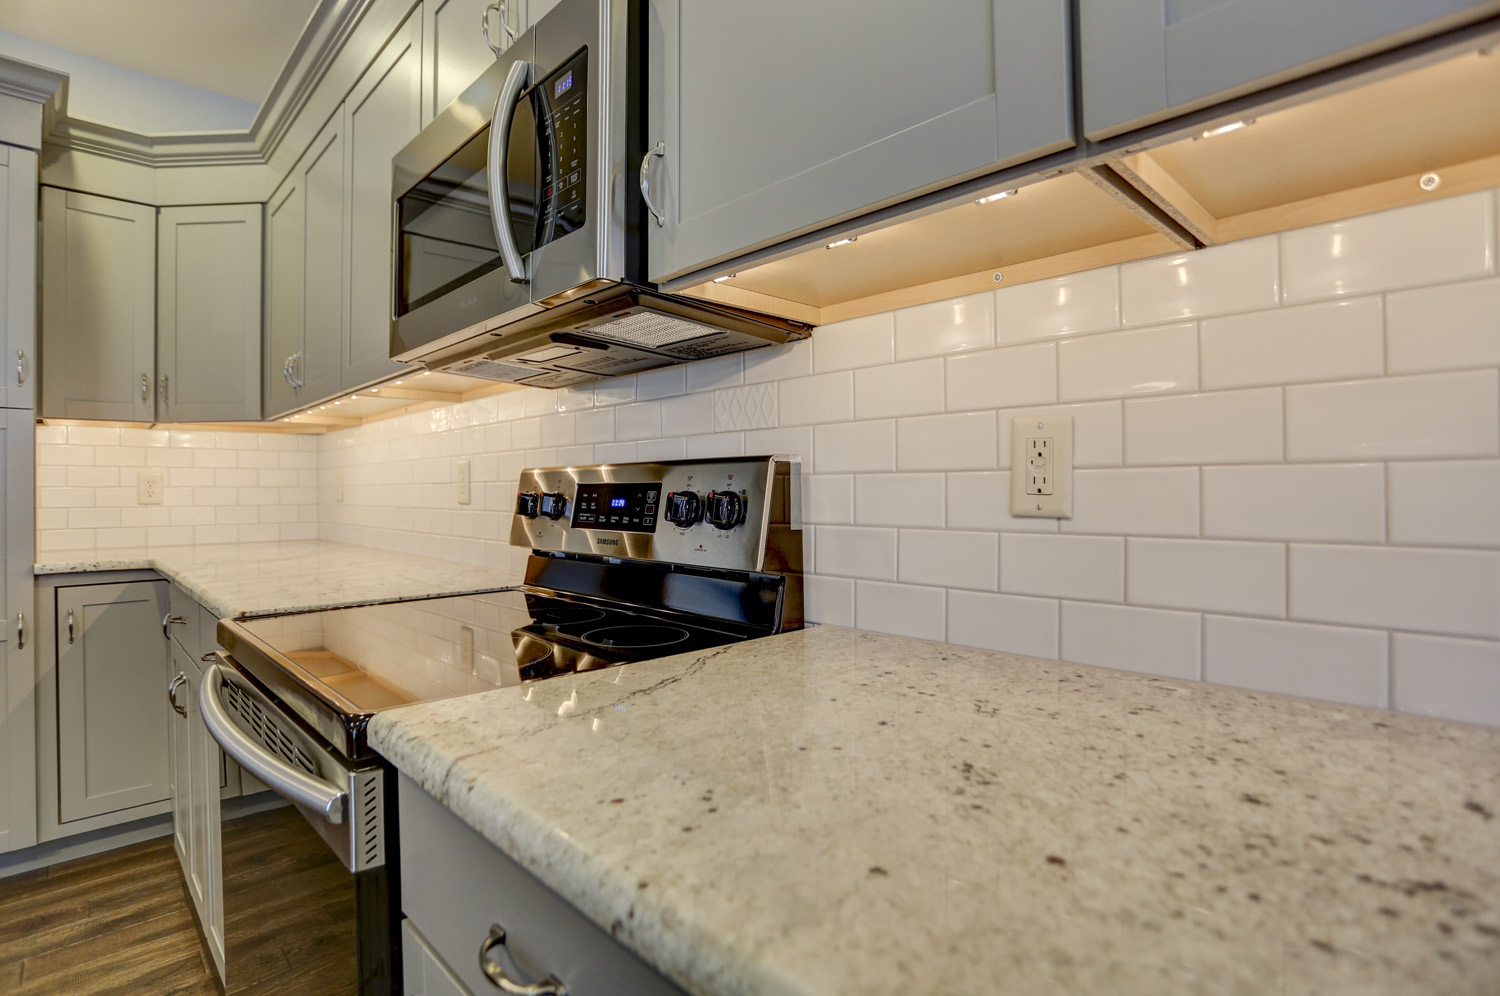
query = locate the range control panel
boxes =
[511,457,799,572]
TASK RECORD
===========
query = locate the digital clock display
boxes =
[555,72,573,98]
[571,483,659,532]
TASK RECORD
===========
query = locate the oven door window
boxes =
[395,96,538,318]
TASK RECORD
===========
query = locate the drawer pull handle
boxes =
[167,672,187,717]
[163,613,186,639]
[67,608,75,644]
[478,924,567,995]
[640,140,666,228]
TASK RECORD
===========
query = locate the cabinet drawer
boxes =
[168,584,201,656]
[403,919,477,996]
[399,775,686,996]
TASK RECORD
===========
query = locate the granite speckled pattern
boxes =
[370,625,1500,996]
[36,541,521,620]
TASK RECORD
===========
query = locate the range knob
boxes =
[705,490,746,530]
[538,492,568,520]
[664,490,702,527]
[516,492,540,518]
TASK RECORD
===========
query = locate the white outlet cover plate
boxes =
[457,459,471,505]
[1010,414,1073,518]
[138,469,164,505]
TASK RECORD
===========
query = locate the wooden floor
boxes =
[0,807,357,996]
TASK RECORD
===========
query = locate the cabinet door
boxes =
[646,0,1073,281]
[302,117,347,405]
[1,146,38,410]
[191,653,227,980]
[422,0,527,125]
[1079,0,1500,140]
[169,638,194,882]
[157,205,263,422]
[0,410,36,853]
[55,580,170,823]
[264,175,305,419]
[39,187,157,420]
[343,14,422,390]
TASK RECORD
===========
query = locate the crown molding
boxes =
[37,0,382,170]
[0,53,67,104]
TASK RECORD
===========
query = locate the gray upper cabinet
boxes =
[343,14,422,390]
[40,188,157,421]
[1079,0,1500,140]
[421,0,526,124]
[55,580,171,824]
[1,146,38,410]
[646,0,1073,282]
[265,116,346,419]
[157,205,264,422]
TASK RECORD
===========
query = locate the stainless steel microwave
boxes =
[389,0,812,389]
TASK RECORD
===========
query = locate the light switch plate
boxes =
[1010,415,1072,518]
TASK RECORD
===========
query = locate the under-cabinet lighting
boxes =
[421,371,432,376]
[1197,118,1253,139]
[975,189,1017,205]
[825,237,858,250]
[712,274,736,283]
[393,380,404,385]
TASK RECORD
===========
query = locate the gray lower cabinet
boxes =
[645,0,1073,281]
[1079,0,1500,140]
[54,580,171,823]
[39,187,157,421]
[400,774,687,996]
[0,409,36,854]
[342,12,422,391]
[1,145,38,410]
[265,115,345,419]
[157,204,264,422]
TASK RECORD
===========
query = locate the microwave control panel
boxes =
[534,48,588,246]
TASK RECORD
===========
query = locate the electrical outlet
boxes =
[457,459,471,505]
[138,469,164,505]
[1010,415,1072,518]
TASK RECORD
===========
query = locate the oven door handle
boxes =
[199,662,348,825]
[489,58,532,284]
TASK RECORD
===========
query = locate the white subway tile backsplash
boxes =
[854,580,946,641]
[614,401,662,441]
[947,591,1059,659]
[593,377,636,406]
[1389,460,1500,548]
[899,528,997,590]
[815,421,895,473]
[813,313,895,372]
[996,401,1123,468]
[946,472,1057,533]
[661,393,713,432]
[779,371,854,426]
[994,267,1119,344]
[555,385,596,411]
[1060,601,1200,680]
[511,418,542,450]
[1121,238,1279,326]
[1204,616,1388,709]
[855,474,944,528]
[1285,371,1499,461]
[1061,467,1199,537]
[1291,544,1500,639]
[1128,538,1285,617]
[1393,633,1500,727]
[573,407,615,444]
[945,343,1056,412]
[743,339,813,384]
[1125,388,1283,465]
[1057,323,1198,401]
[684,354,744,392]
[895,293,995,359]
[815,526,897,579]
[1000,534,1124,602]
[635,365,685,400]
[804,575,855,627]
[1386,278,1500,375]
[896,412,996,471]
[856,359,945,419]
[684,433,743,458]
[1281,191,1497,303]
[523,389,557,416]
[742,427,813,465]
[714,383,778,431]
[1202,463,1385,543]
[805,475,854,525]
[1200,297,1385,390]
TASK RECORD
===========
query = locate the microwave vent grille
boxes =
[457,359,544,382]
[583,312,717,350]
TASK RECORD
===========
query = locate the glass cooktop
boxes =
[231,588,744,716]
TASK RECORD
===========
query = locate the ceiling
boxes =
[0,0,322,105]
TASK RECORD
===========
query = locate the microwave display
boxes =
[534,49,588,248]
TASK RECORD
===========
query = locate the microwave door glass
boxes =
[395,112,537,317]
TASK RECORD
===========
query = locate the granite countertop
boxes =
[36,541,522,619]
[370,625,1500,996]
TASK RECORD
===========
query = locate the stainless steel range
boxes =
[202,456,803,995]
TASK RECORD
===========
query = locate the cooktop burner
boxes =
[577,623,691,649]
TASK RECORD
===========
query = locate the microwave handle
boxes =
[489,59,532,284]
